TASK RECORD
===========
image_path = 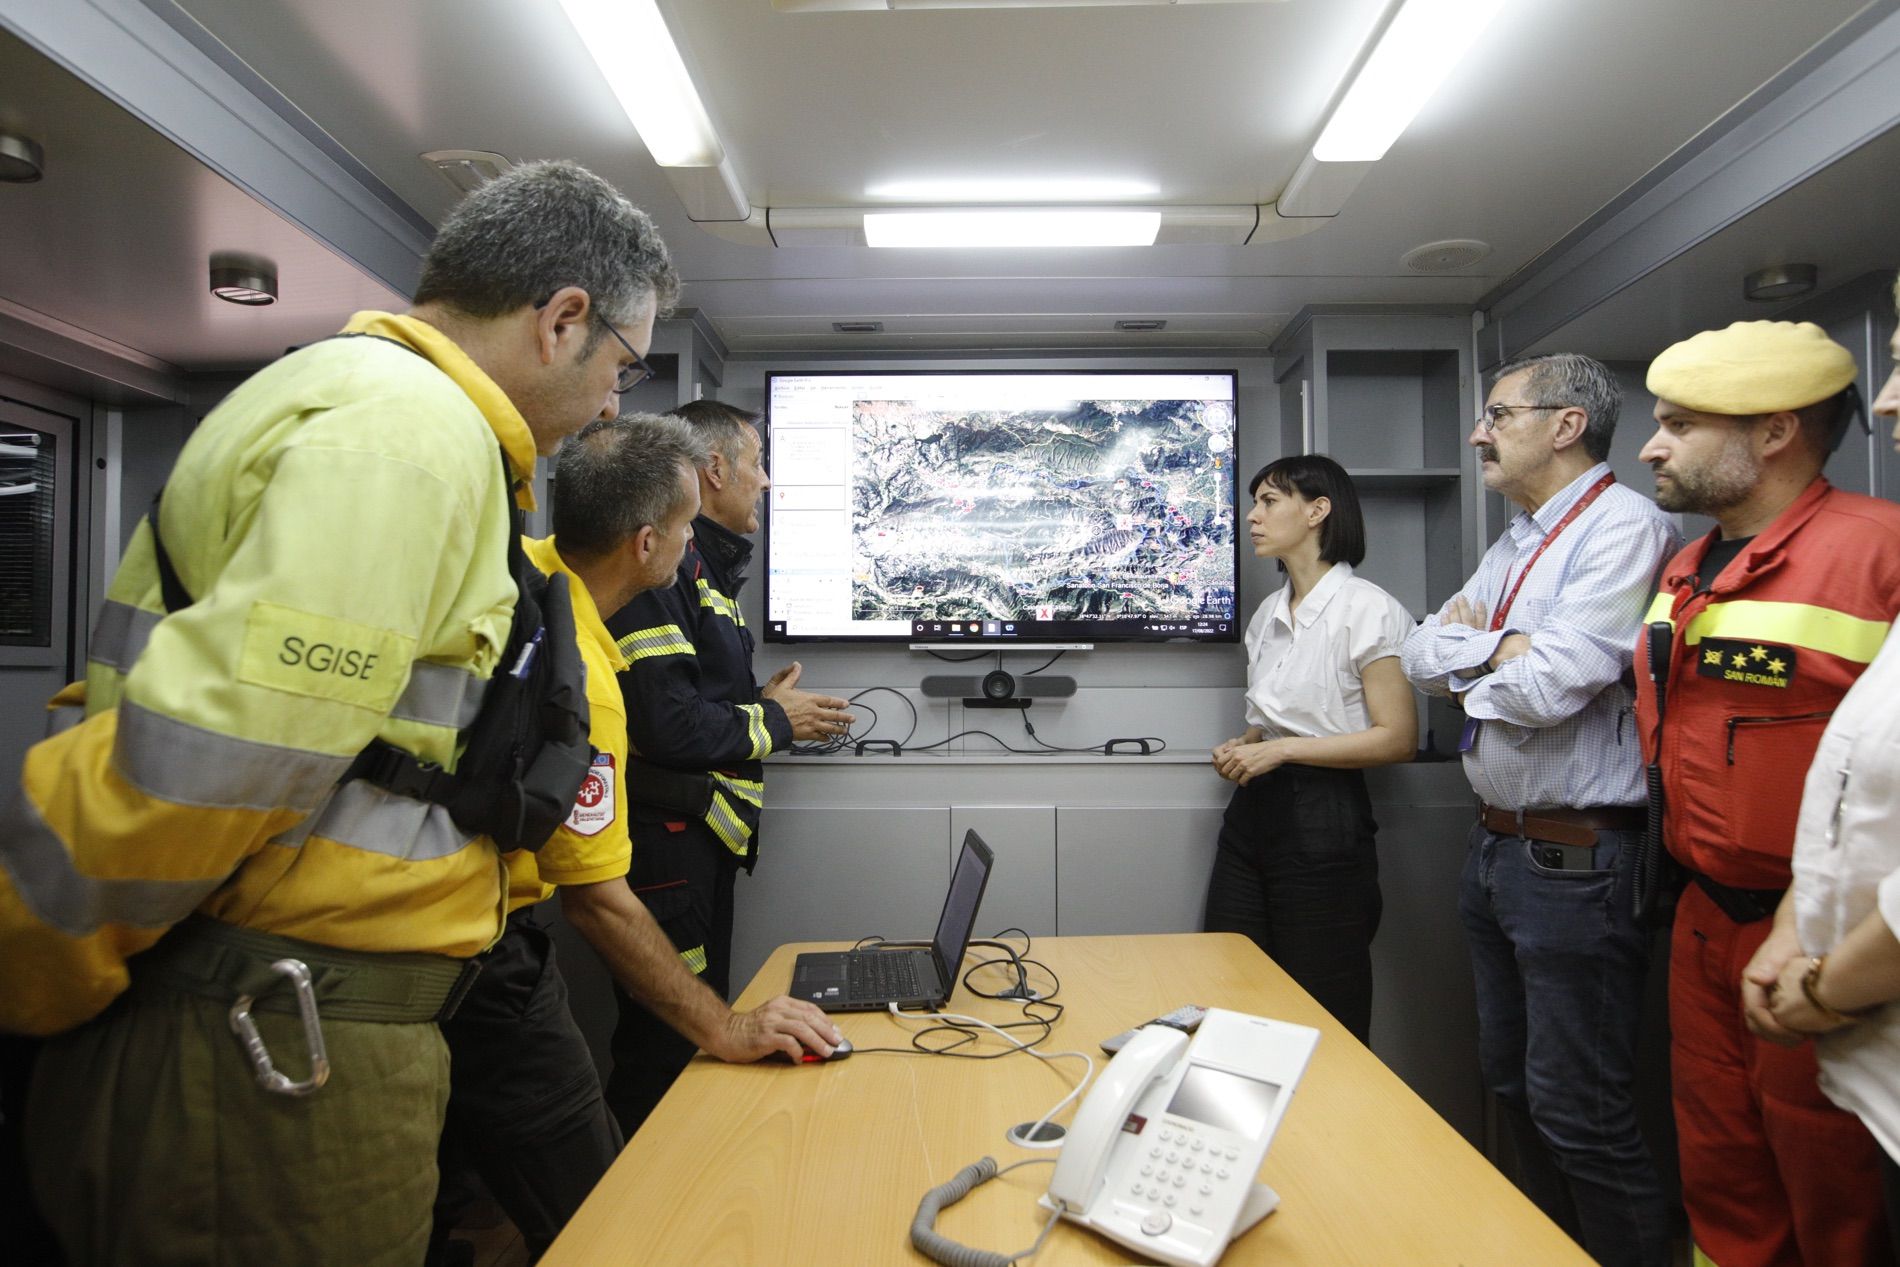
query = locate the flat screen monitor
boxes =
[763,370,1240,644]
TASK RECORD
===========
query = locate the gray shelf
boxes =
[1347,468,1463,490]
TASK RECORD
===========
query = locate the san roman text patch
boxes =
[1695,637,1797,689]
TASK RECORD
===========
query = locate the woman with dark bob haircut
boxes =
[1204,453,1417,1042]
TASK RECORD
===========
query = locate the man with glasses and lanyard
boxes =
[1403,353,1678,1267]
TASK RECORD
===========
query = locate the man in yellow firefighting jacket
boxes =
[433,414,840,1261]
[0,160,676,1266]
[602,400,854,1133]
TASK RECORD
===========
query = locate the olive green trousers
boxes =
[26,978,450,1266]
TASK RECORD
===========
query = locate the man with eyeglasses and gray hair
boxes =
[3,159,689,1264]
[1402,352,1678,1267]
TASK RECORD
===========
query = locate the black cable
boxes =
[786,685,920,756]
[925,648,989,663]
[1020,650,1066,676]
[843,931,1065,1058]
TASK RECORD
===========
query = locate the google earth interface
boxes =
[765,373,1238,642]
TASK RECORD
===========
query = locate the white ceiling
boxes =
[0,0,1888,368]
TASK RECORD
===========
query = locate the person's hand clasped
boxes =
[1213,739,1288,786]
[763,661,855,740]
[710,995,843,1063]
[1741,920,1812,1046]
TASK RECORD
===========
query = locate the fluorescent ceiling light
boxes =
[863,209,1162,248]
[865,177,1160,201]
[777,1,1287,10]
[559,0,724,167]
[1312,0,1509,163]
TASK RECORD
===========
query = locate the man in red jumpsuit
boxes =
[1635,320,1900,1266]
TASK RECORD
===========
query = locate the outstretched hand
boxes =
[763,661,855,740]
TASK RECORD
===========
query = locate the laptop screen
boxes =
[930,830,995,985]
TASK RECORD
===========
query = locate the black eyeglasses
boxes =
[1475,402,1563,434]
[596,317,655,394]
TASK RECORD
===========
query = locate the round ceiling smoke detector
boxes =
[1401,239,1491,273]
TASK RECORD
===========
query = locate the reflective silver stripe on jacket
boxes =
[390,661,488,730]
[292,780,481,861]
[116,701,352,813]
[87,600,163,672]
[0,791,221,936]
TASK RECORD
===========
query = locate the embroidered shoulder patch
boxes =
[1695,638,1797,689]
[238,601,416,711]
[565,752,617,837]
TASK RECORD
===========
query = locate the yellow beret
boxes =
[1646,321,1856,415]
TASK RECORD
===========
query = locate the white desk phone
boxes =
[1042,1008,1320,1267]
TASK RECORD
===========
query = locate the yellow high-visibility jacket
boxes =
[503,536,635,913]
[0,312,534,1036]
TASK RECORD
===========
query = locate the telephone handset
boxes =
[1041,1009,1320,1267]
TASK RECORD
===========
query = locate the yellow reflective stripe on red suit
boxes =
[1650,597,1890,665]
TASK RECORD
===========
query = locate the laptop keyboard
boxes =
[849,952,924,1000]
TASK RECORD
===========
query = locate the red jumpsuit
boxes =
[1634,477,1900,1266]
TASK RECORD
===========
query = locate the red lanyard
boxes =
[1490,471,1616,630]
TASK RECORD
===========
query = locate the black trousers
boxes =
[433,911,622,1261]
[604,820,740,1137]
[1202,763,1383,1043]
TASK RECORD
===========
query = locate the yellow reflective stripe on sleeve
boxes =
[116,701,352,813]
[680,944,708,974]
[1680,600,1890,664]
[704,790,751,856]
[740,704,770,760]
[712,772,765,808]
[0,792,223,937]
[695,579,745,627]
[615,623,695,662]
[1643,593,1673,626]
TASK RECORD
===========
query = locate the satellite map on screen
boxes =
[849,397,1236,624]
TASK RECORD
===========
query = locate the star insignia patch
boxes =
[1695,637,1796,688]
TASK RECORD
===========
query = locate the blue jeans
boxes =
[1459,823,1669,1267]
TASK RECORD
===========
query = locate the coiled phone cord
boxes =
[910,1156,1060,1267]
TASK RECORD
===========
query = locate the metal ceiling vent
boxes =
[1401,239,1490,273]
[421,150,516,194]
[1115,319,1168,332]
[833,321,884,333]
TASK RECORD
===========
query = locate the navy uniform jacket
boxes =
[606,515,792,871]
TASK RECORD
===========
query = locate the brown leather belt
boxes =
[1479,803,1646,848]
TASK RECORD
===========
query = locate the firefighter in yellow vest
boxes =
[433,414,841,1261]
[0,161,674,1266]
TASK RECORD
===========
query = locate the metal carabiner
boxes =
[227,958,331,1097]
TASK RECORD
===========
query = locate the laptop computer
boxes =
[791,829,994,1012]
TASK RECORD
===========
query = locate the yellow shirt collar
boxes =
[341,311,539,510]
[520,535,631,674]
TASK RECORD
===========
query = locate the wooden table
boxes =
[542,933,1589,1266]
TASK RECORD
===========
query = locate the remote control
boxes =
[1099,1004,1208,1055]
